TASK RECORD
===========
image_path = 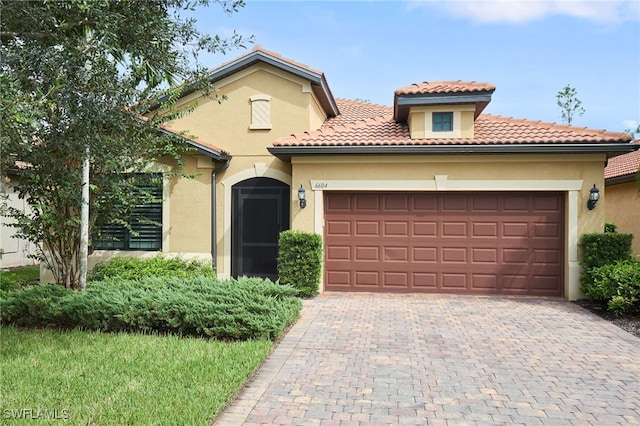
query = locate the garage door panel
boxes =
[355,221,379,236]
[326,245,351,261]
[324,192,563,296]
[326,270,350,286]
[383,194,409,210]
[354,194,379,210]
[503,222,529,237]
[384,221,409,236]
[473,222,498,237]
[354,271,379,286]
[472,195,499,211]
[534,222,560,237]
[413,247,438,262]
[442,195,468,211]
[383,272,409,287]
[413,273,438,288]
[355,246,379,261]
[326,220,351,236]
[504,196,529,211]
[442,222,467,237]
[413,196,438,211]
[442,273,467,289]
[472,248,498,264]
[384,247,409,261]
[442,247,467,263]
[414,222,438,236]
[471,274,498,290]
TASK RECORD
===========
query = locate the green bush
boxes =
[0,277,301,340]
[604,222,617,233]
[579,232,633,290]
[582,260,640,316]
[277,230,322,297]
[88,255,215,281]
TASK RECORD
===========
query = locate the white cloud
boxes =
[623,120,639,129]
[408,0,640,24]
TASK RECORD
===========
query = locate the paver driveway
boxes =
[214,293,639,425]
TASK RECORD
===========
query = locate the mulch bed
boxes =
[572,299,640,338]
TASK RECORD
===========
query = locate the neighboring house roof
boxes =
[206,45,339,118]
[269,89,634,160]
[605,140,640,184]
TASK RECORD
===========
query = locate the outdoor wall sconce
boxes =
[298,185,307,209]
[587,184,600,210]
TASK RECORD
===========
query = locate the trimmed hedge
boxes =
[579,232,633,270]
[579,230,638,316]
[277,230,322,297]
[88,255,215,281]
[0,277,302,340]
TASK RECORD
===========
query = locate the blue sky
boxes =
[191,0,640,134]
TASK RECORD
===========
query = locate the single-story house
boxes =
[604,140,640,255]
[86,45,636,300]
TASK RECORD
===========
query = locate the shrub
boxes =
[277,230,322,297]
[578,232,633,291]
[0,277,302,340]
[88,255,215,281]
[604,222,617,233]
[582,260,640,316]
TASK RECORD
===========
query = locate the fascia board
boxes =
[268,143,636,161]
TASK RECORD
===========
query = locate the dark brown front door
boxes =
[324,192,564,296]
[232,178,290,280]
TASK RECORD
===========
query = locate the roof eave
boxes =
[394,92,494,122]
[208,52,339,117]
[268,143,635,162]
[605,174,638,186]
[157,127,230,161]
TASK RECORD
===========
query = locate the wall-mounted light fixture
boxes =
[587,184,600,210]
[298,185,307,209]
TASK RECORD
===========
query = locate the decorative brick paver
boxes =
[213,293,640,425]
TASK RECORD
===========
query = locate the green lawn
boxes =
[0,326,272,425]
[0,265,40,291]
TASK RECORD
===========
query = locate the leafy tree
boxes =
[0,0,250,288]
[556,84,585,125]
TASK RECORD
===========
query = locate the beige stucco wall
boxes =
[408,104,475,139]
[159,64,327,156]
[290,153,607,300]
[141,63,324,275]
[605,181,640,256]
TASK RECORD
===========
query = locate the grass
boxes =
[0,265,40,291]
[0,326,272,425]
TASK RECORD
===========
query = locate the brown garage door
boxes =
[324,192,564,296]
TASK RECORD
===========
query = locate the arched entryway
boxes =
[231,178,290,280]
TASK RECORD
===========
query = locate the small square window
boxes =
[433,112,453,132]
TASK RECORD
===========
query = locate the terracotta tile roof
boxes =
[395,81,496,95]
[325,99,392,127]
[605,140,640,179]
[274,101,632,147]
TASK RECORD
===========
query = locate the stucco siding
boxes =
[163,64,325,155]
[605,181,640,255]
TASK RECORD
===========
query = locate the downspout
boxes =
[211,158,230,272]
